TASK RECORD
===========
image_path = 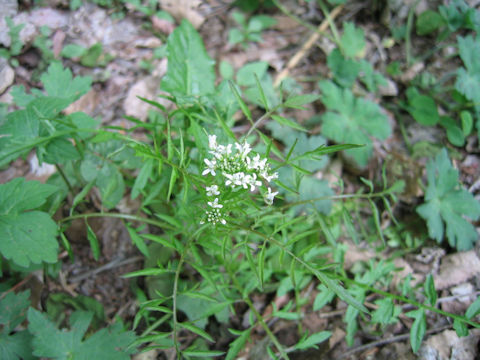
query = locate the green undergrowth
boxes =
[1,1,480,359]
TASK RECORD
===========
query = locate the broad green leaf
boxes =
[294,331,331,350]
[96,163,125,209]
[340,22,365,58]
[416,10,445,35]
[327,49,361,88]
[40,62,92,101]
[236,61,269,87]
[0,330,34,360]
[406,309,426,353]
[0,291,30,333]
[457,35,480,74]
[416,149,480,250]
[371,298,395,324]
[161,20,215,97]
[407,93,439,126]
[455,68,480,104]
[247,15,276,32]
[44,138,81,164]
[0,179,58,267]
[28,308,135,360]
[319,80,391,167]
[460,111,473,135]
[313,284,335,311]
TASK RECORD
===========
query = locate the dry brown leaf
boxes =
[434,250,480,290]
[158,0,205,28]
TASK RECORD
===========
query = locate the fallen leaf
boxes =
[434,250,480,290]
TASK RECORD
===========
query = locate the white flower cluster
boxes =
[200,135,279,225]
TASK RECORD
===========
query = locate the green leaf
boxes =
[406,309,426,353]
[416,10,445,35]
[271,114,307,132]
[319,80,391,167]
[236,61,269,87]
[407,93,439,126]
[313,284,335,311]
[247,15,276,32]
[161,20,215,97]
[439,116,465,147]
[96,163,125,209]
[179,322,214,342]
[0,178,58,267]
[424,274,437,306]
[294,331,331,350]
[460,111,473,135]
[340,22,365,58]
[457,35,480,74]
[40,62,92,102]
[28,308,136,359]
[225,329,251,360]
[453,318,469,337]
[131,158,154,199]
[126,225,149,257]
[416,149,480,250]
[182,350,225,357]
[61,43,87,58]
[284,94,320,109]
[455,68,480,104]
[466,296,480,319]
[86,221,100,261]
[327,49,361,88]
[44,137,81,164]
[371,298,395,324]
[0,291,30,333]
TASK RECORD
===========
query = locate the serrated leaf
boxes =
[416,149,480,250]
[28,308,135,360]
[0,178,58,267]
[40,62,91,101]
[161,20,215,97]
[457,35,480,74]
[313,284,335,311]
[327,49,361,88]
[340,22,365,58]
[44,137,81,164]
[0,291,30,333]
[455,68,480,104]
[319,80,391,167]
[294,331,331,350]
[225,328,251,360]
[371,298,395,324]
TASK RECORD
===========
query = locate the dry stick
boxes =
[69,256,143,283]
[336,324,452,359]
[273,4,344,87]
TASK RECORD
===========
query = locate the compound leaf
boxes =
[40,62,92,102]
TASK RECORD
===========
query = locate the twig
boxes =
[69,256,143,283]
[273,4,344,87]
[337,324,452,359]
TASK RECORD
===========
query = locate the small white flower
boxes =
[202,158,216,176]
[265,187,278,205]
[208,198,223,209]
[261,171,278,182]
[248,154,267,170]
[235,142,252,158]
[208,135,217,150]
[206,185,220,196]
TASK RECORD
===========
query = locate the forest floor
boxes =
[1,0,480,359]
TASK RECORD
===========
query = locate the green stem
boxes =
[317,0,342,49]
[55,164,74,194]
[59,212,176,231]
[227,265,290,360]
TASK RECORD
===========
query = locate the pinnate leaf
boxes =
[416,149,480,250]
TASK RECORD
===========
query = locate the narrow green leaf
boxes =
[254,73,269,110]
[271,114,307,132]
[70,180,95,215]
[342,207,359,244]
[85,221,100,261]
[424,274,437,306]
[182,350,225,357]
[258,240,267,291]
[453,318,469,337]
[228,81,252,123]
[131,159,154,199]
[294,331,331,350]
[60,232,73,262]
[179,322,214,342]
[406,309,426,353]
[466,296,480,319]
[284,94,320,109]
[167,168,177,202]
[225,328,251,360]
[126,225,149,257]
[122,268,173,278]
[292,143,363,162]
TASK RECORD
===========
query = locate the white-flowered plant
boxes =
[200,134,279,225]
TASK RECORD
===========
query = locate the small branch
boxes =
[69,256,143,283]
[273,3,344,86]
